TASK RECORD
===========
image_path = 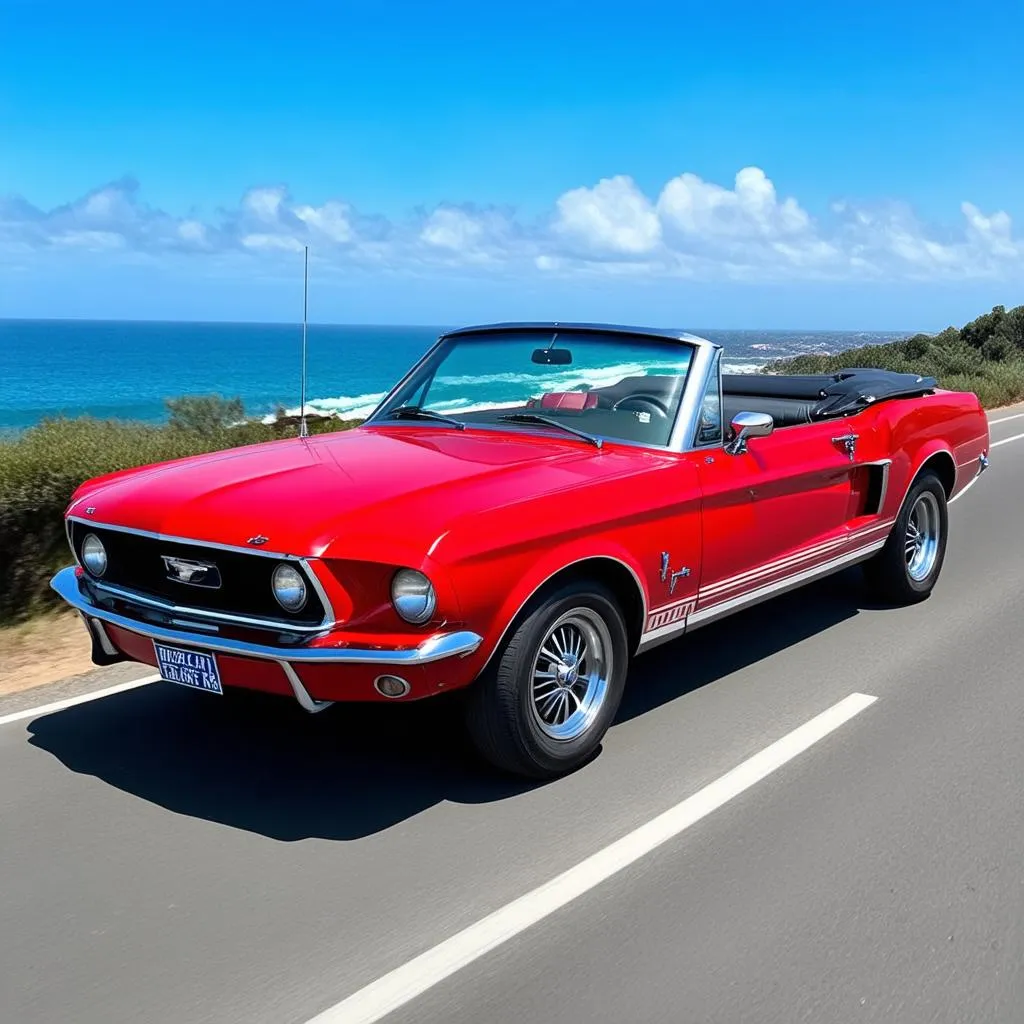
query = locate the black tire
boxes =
[863,470,948,604]
[464,580,629,779]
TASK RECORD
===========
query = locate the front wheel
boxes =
[863,470,948,604]
[464,581,629,779]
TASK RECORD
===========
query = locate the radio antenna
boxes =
[299,245,309,438]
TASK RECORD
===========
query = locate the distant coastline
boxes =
[0,319,912,432]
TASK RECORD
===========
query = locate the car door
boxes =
[686,351,764,601]
[742,419,862,563]
[697,419,862,610]
[690,362,862,613]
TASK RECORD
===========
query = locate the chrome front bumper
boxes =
[50,566,483,668]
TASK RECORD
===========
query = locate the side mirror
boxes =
[725,411,774,455]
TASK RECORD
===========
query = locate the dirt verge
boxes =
[0,612,95,696]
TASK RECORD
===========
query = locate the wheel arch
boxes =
[478,554,648,673]
[914,448,957,500]
[886,444,956,520]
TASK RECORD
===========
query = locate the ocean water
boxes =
[0,319,911,431]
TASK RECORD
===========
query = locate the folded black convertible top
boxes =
[723,368,938,420]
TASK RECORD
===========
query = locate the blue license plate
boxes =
[153,642,223,695]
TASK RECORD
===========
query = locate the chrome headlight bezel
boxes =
[271,562,308,613]
[81,533,108,577]
[391,569,437,625]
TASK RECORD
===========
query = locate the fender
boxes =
[472,539,651,671]
[883,438,956,522]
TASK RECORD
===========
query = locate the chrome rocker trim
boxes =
[51,566,483,666]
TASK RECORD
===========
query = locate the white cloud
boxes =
[1,168,1019,284]
[242,187,287,223]
[52,229,126,250]
[658,166,811,241]
[962,201,1017,258]
[293,200,354,243]
[177,220,208,245]
[420,207,485,250]
[553,175,662,255]
[828,199,1020,280]
[241,233,306,252]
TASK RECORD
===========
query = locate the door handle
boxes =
[831,433,859,460]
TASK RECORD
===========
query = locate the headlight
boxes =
[271,563,307,612]
[391,569,436,624]
[81,533,107,577]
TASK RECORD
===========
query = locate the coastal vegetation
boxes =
[1,303,1020,625]
[764,304,1024,408]
[0,399,360,623]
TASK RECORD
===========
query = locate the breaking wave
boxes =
[263,391,389,423]
[435,359,689,390]
[721,361,767,374]
[265,357,785,424]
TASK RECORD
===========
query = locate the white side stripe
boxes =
[697,519,895,599]
[638,538,887,649]
[699,536,847,598]
[687,540,885,627]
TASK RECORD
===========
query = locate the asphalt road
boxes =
[2,409,1023,1024]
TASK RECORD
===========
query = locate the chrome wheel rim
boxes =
[529,608,612,742]
[905,491,941,582]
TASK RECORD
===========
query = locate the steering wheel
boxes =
[611,394,670,420]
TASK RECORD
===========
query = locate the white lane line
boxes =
[306,691,878,1024]
[948,473,983,505]
[988,412,1024,426]
[991,431,1024,449]
[0,674,160,728]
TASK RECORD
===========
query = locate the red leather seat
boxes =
[538,391,599,411]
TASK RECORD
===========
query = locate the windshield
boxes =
[372,330,696,447]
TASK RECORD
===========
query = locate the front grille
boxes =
[69,521,327,627]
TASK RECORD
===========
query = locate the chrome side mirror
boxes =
[725,411,774,455]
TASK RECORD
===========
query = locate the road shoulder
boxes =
[0,661,153,719]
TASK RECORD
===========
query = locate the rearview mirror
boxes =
[725,411,774,455]
[531,348,572,365]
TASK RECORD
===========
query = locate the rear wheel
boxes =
[465,581,628,779]
[863,470,948,604]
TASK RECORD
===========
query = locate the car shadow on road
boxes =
[618,566,874,723]
[27,568,878,843]
[26,683,523,842]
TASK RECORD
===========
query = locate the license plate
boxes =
[153,641,223,695]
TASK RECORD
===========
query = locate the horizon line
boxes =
[0,315,921,335]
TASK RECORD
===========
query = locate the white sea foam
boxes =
[265,357,779,425]
[436,359,689,392]
[721,361,767,374]
[267,396,522,423]
[427,399,521,415]
[265,391,389,422]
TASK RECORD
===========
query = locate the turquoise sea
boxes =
[0,319,912,431]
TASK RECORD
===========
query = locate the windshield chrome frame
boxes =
[363,323,723,455]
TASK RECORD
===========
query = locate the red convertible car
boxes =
[52,323,990,777]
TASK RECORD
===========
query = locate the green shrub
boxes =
[763,304,1024,408]
[165,394,246,434]
[0,406,360,623]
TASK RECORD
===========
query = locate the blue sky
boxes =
[1,0,1021,329]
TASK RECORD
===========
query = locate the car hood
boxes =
[70,425,656,559]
